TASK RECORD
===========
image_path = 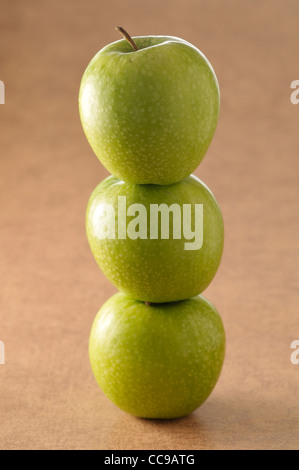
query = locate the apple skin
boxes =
[89,292,225,419]
[79,35,220,185]
[86,174,224,303]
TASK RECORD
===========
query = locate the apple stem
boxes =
[115,27,139,51]
[145,302,151,307]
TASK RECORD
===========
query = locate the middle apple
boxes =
[86,174,224,303]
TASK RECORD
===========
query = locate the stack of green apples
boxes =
[79,28,225,419]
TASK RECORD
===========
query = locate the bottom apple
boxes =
[89,292,225,419]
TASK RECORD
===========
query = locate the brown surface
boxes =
[1,0,299,450]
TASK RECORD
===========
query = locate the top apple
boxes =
[79,31,220,185]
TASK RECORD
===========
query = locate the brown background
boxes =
[0,0,299,450]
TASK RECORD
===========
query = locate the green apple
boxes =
[86,174,224,303]
[89,292,225,419]
[79,31,220,185]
